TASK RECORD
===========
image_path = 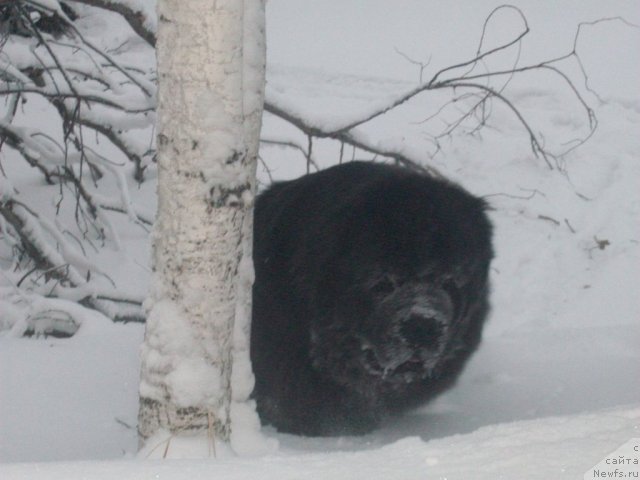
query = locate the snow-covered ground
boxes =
[1,1,639,478]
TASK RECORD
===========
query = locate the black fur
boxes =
[251,162,493,436]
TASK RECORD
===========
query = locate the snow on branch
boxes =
[263,5,622,172]
[1,0,151,322]
[70,0,157,47]
[262,102,443,177]
[0,193,144,322]
[1,2,627,324]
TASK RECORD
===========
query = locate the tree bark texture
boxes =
[138,0,265,445]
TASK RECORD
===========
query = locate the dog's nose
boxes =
[400,315,444,350]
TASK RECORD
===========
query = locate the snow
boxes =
[140,297,225,407]
[113,0,158,35]
[1,407,638,479]
[1,0,640,478]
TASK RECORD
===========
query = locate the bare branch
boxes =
[263,101,442,177]
[280,5,620,171]
[429,4,529,86]
[441,81,553,168]
[260,137,320,172]
[393,47,431,84]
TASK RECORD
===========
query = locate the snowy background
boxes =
[1,0,639,478]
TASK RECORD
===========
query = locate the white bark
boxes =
[229,0,271,455]
[138,0,266,447]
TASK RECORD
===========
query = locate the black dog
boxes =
[251,162,493,436]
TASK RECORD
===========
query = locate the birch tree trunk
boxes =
[138,0,266,447]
